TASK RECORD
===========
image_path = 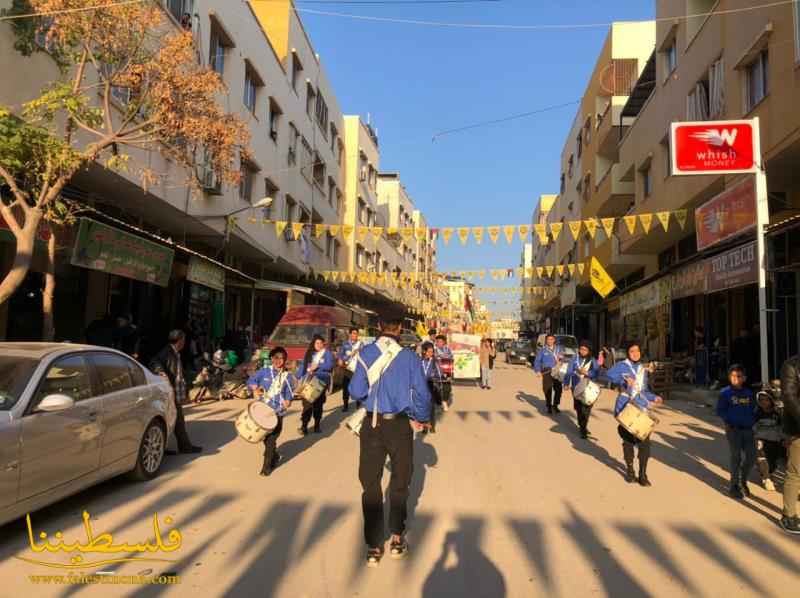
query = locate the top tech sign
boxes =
[671,120,758,176]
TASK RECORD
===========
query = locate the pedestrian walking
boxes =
[247,346,296,476]
[150,330,202,454]
[337,327,363,412]
[565,340,600,439]
[779,355,800,534]
[716,365,758,499]
[753,389,786,492]
[607,341,663,486]
[421,342,443,433]
[479,338,496,390]
[348,315,432,567]
[295,335,334,435]
[533,334,564,414]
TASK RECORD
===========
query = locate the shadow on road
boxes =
[275,403,350,467]
[515,391,547,416]
[421,518,506,598]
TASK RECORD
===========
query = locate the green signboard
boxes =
[71,217,174,287]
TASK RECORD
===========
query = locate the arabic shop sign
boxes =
[671,260,709,300]
[17,511,181,570]
[707,241,757,293]
[71,218,174,287]
[621,279,671,317]
[186,255,225,292]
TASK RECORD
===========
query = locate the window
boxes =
[560,173,565,193]
[367,209,375,228]
[286,195,297,223]
[640,163,652,198]
[663,38,677,76]
[330,124,338,151]
[306,83,316,118]
[358,198,367,225]
[239,160,257,202]
[315,92,329,135]
[164,0,194,26]
[568,155,574,178]
[356,245,366,269]
[263,178,279,218]
[34,355,93,406]
[584,117,592,145]
[576,131,583,158]
[312,153,326,188]
[288,122,299,166]
[328,178,336,205]
[300,137,313,182]
[209,21,233,76]
[34,17,57,53]
[583,174,591,201]
[291,53,303,92]
[661,136,672,177]
[244,74,257,114]
[128,360,146,387]
[745,50,769,112]
[325,232,333,258]
[268,97,282,141]
[337,142,344,168]
[333,239,341,265]
[92,353,133,395]
[335,189,343,215]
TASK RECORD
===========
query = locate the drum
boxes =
[235,401,278,443]
[346,356,359,373]
[616,401,657,441]
[296,376,326,403]
[345,407,367,436]
[552,362,569,383]
[575,379,601,406]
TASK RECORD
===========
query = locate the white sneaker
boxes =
[764,479,776,492]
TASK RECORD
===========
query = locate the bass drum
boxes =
[575,379,601,406]
[552,362,569,383]
[236,401,278,443]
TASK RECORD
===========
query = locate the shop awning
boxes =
[254,279,314,294]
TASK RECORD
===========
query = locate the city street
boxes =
[0,358,797,598]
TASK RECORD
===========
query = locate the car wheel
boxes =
[131,419,166,481]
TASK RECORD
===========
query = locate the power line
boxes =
[0,0,146,21]
[432,100,580,141]
[296,0,799,30]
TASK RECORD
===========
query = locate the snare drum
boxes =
[616,401,657,441]
[297,376,326,403]
[575,379,601,406]
[552,362,569,383]
[236,401,278,443]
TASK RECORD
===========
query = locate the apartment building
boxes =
[602,0,800,376]
[526,194,558,332]
[0,0,429,349]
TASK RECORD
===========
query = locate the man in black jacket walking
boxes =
[150,330,202,454]
[779,355,800,534]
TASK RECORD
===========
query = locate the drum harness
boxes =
[620,360,647,407]
[356,337,404,430]
[264,368,291,408]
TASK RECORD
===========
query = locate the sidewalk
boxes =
[669,383,720,408]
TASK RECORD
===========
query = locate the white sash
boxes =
[266,369,289,400]
[355,337,404,429]
[311,350,325,367]
[621,360,646,398]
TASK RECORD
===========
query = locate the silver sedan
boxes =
[0,343,177,527]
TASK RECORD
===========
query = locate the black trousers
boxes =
[359,415,414,549]
[573,398,593,433]
[427,381,442,431]
[618,425,651,468]
[542,372,562,408]
[261,416,283,472]
[174,400,194,450]
[342,373,353,408]
[301,391,326,430]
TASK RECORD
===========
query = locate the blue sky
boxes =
[299,0,655,303]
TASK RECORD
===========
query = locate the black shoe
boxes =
[740,482,751,498]
[270,453,282,469]
[313,425,322,434]
[730,484,744,499]
[343,405,349,413]
[389,538,409,560]
[259,468,272,477]
[179,445,202,454]
[580,430,588,439]
[638,473,652,487]
[553,406,560,414]
[298,426,308,436]
[546,406,553,414]
[779,516,800,535]
[366,547,384,568]
[625,467,637,484]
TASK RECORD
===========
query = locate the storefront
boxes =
[620,278,671,359]
[669,260,709,356]
[769,219,800,372]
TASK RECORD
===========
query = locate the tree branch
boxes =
[0,165,29,229]
[36,159,54,207]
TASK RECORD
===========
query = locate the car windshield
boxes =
[557,336,578,349]
[269,325,327,347]
[0,356,38,410]
[512,341,531,350]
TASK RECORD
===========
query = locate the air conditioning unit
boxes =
[201,167,222,195]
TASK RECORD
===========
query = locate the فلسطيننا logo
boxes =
[15,512,182,570]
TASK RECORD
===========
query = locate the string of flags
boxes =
[240,209,690,247]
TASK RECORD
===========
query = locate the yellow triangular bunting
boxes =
[568,220,582,240]
[640,213,653,234]
[442,228,454,245]
[472,227,484,245]
[518,225,530,240]
[584,219,598,239]
[488,226,501,245]
[675,209,688,230]
[504,225,516,245]
[550,222,563,242]
[656,211,671,232]
[623,215,637,236]
[600,217,616,239]
[457,227,470,245]
[275,221,288,237]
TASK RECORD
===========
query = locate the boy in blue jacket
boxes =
[565,340,600,439]
[533,334,564,414]
[716,364,758,498]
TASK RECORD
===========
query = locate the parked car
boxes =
[0,343,176,527]
[506,339,535,365]
[535,334,579,361]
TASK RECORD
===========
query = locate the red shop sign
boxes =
[671,120,758,176]
[695,178,756,251]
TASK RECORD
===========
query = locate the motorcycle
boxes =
[192,350,249,402]
[437,356,454,407]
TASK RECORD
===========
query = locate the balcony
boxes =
[594,96,633,159]
[593,232,655,282]
[585,163,634,219]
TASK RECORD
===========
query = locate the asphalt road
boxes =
[1,357,798,597]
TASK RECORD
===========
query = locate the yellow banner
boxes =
[568,220,582,240]
[415,227,427,241]
[487,226,501,245]
[504,225,516,245]
[623,215,637,236]
[584,219,598,239]
[577,263,585,276]
[675,209,688,230]
[472,227,484,245]
[357,226,370,243]
[550,222,563,242]
[534,224,547,244]
[371,226,383,242]
[342,224,354,239]
[457,227,470,245]
[331,271,340,282]
[441,227,454,245]
[556,264,565,276]
[386,226,398,237]
[639,213,653,234]
[348,272,357,283]
[656,211,670,232]
[536,267,544,278]
[328,224,340,237]
[275,221,288,237]
[589,256,615,298]
[491,270,499,280]
[291,222,305,240]
[322,271,331,282]
[526,267,534,278]
[400,227,414,243]
[568,264,576,276]
[600,217,615,239]
[518,224,530,240]
[314,223,326,238]
[545,266,554,277]
[479,270,486,280]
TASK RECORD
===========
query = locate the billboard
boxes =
[671,120,757,176]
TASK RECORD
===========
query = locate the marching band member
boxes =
[296,335,335,435]
[421,342,444,433]
[434,335,453,360]
[349,315,432,567]
[606,341,663,486]
[533,334,564,414]
[247,346,296,476]
[565,340,600,439]
[337,327,363,413]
